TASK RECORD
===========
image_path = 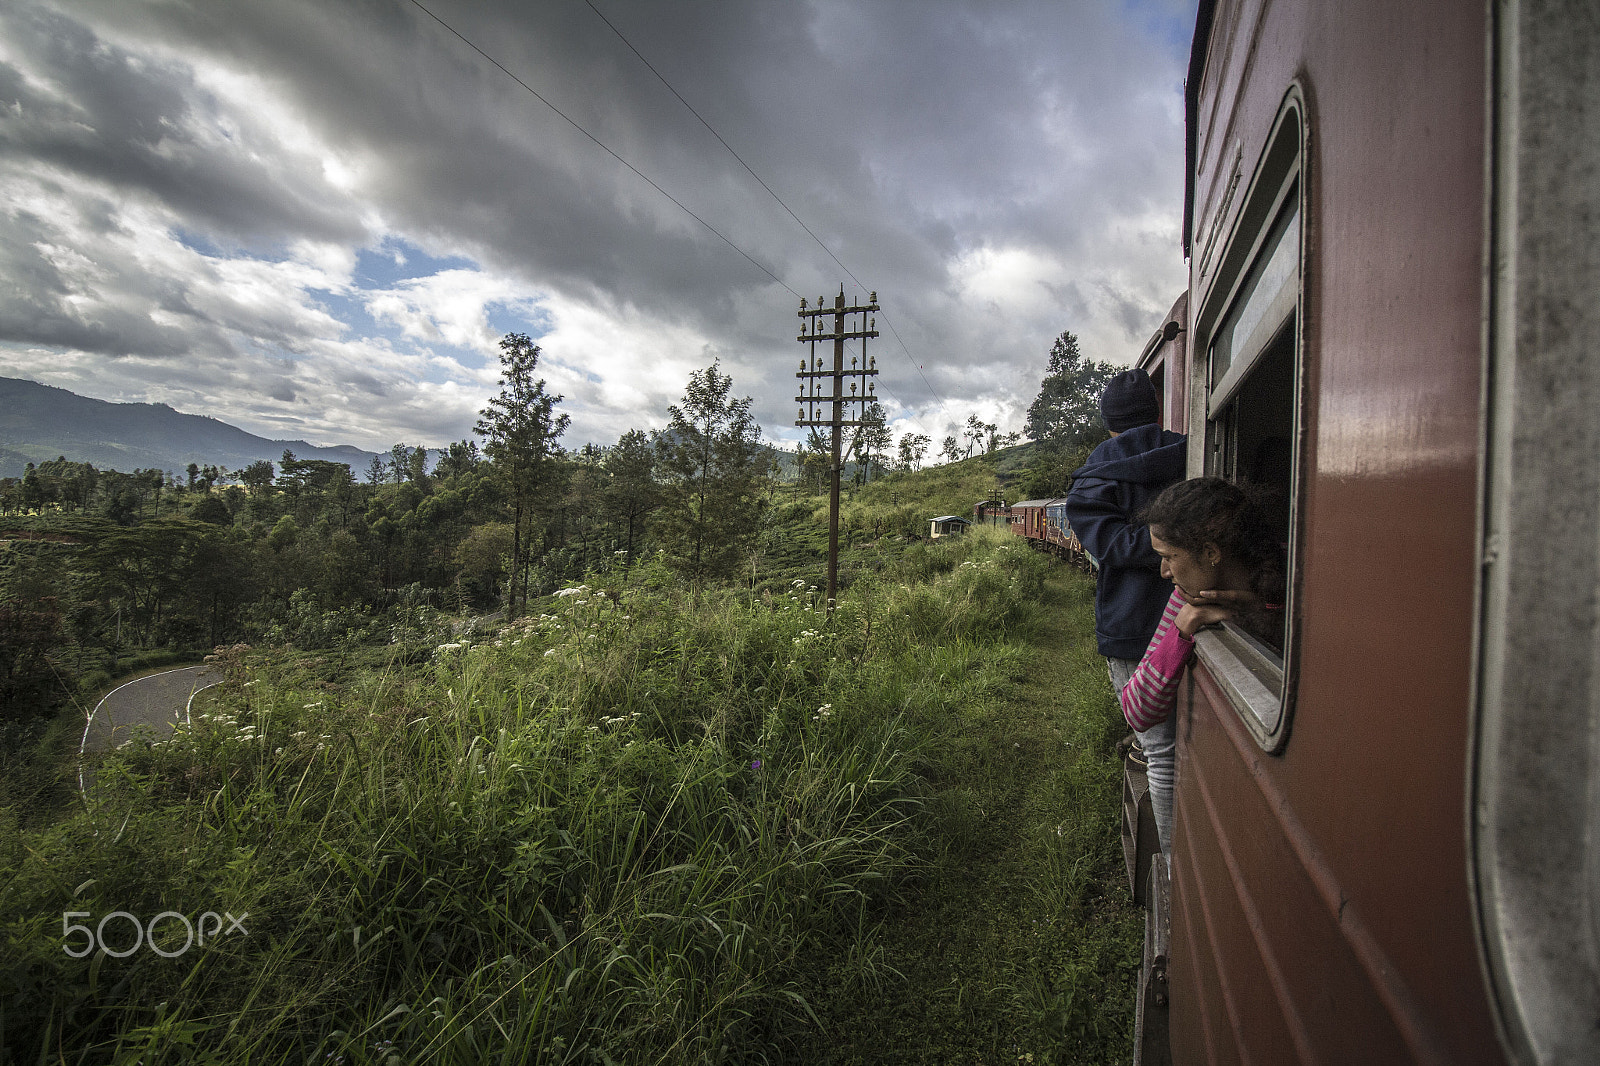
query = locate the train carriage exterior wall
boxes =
[1151,0,1600,1062]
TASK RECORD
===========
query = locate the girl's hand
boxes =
[1175,601,1232,638]
[1187,588,1258,609]
[1175,589,1255,638]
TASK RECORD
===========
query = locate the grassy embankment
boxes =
[1,457,1138,1064]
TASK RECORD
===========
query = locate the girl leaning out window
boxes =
[1122,476,1285,853]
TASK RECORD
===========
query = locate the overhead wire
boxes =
[411,0,947,438]
[408,0,795,298]
[581,2,949,429]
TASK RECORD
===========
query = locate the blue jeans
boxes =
[1108,656,1175,854]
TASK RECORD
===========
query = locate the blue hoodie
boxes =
[1066,423,1188,659]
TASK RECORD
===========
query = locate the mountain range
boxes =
[0,377,380,479]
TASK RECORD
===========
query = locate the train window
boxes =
[1192,90,1305,752]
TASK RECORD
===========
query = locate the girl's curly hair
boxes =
[1141,476,1287,619]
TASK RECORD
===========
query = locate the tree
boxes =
[800,428,831,494]
[364,455,388,485]
[434,440,482,481]
[854,401,892,484]
[1023,330,1120,449]
[476,333,569,616]
[240,460,275,495]
[940,435,963,464]
[1019,330,1121,498]
[897,432,931,472]
[407,445,429,484]
[653,362,765,593]
[387,443,415,484]
[963,414,997,458]
[604,429,658,566]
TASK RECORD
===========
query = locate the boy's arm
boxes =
[1066,480,1160,570]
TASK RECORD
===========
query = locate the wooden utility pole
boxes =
[796,285,880,609]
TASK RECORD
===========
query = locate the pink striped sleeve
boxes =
[1120,589,1195,731]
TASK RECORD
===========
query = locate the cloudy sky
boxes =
[0,0,1196,458]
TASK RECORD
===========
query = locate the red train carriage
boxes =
[1003,498,1091,569]
[1124,0,1600,1063]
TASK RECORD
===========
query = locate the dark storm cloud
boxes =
[0,0,1194,449]
[1,5,362,247]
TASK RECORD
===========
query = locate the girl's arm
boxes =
[1121,589,1195,732]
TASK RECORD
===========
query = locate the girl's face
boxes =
[1150,529,1221,599]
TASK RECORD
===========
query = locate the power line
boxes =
[409,0,795,297]
[413,0,950,435]
[581,1,949,423]
[582,0,861,292]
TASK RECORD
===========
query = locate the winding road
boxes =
[79,665,222,789]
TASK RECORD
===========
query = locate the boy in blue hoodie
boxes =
[1065,368,1187,848]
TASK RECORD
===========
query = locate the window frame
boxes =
[1189,86,1309,754]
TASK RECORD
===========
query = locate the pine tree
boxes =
[475,333,569,616]
[1023,330,1120,448]
[1020,330,1121,498]
[854,400,892,483]
[604,429,658,567]
[653,362,764,593]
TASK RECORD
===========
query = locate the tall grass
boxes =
[1,531,1071,1064]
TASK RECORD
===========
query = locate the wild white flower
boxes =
[554,585,590,599]
[544,649,558,658]
[303,702,322,709]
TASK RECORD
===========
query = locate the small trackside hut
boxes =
[927,515,969,540]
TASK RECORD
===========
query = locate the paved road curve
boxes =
[80,664,221,757]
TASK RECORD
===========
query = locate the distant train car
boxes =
[1122,1,1600,1063]
[1005,498,1092,570]
[973,499,1013,529]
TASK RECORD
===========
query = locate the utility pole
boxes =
[796,285,880,610]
